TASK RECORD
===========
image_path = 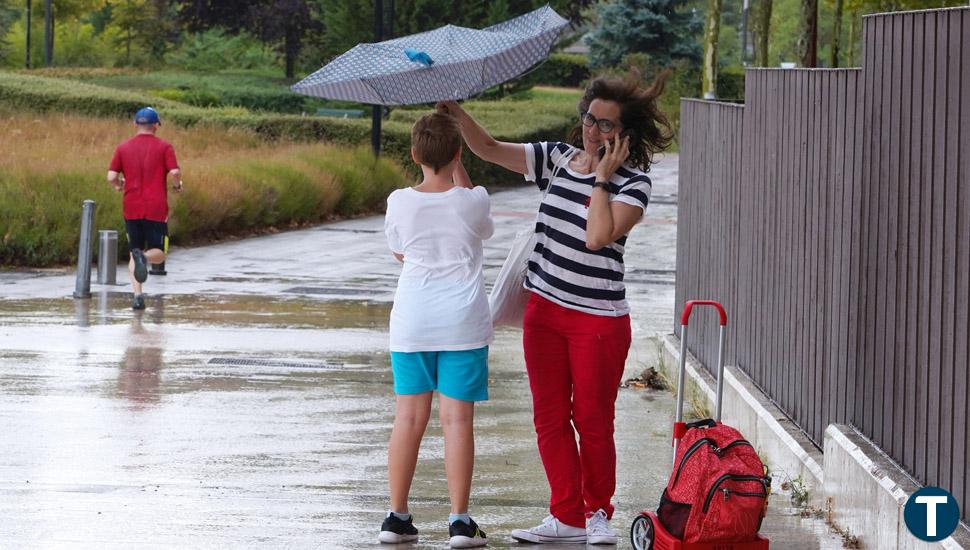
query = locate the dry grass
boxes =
[0,111,408,266]
[0,111,266,175]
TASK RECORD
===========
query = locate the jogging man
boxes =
[107,107,182,310]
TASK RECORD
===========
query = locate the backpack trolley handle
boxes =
[672,300,727,466]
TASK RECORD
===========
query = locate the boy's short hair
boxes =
[411,113,462,174]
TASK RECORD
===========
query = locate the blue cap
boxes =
[134,107,160,125]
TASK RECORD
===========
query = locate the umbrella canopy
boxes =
[291,5,570,106]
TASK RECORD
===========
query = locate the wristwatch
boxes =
[592,180,611,192]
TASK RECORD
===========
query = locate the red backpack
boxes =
[657,419,771,543]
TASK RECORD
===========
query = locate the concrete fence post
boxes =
[97,230,118,285]
[73,200,96,299]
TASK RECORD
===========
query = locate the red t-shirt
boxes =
[109,134,179,221]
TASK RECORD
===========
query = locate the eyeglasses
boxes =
[581,111,617,133]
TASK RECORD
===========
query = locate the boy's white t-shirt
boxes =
[384,185,495,353]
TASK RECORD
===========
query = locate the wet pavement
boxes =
[0,154,844,549]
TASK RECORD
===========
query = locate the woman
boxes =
[437,72,672,545]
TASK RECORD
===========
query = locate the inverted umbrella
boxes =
[291,5,570,105]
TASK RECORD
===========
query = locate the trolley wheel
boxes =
[630,514,655,550]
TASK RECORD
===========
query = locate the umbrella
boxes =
[291,5,570,106]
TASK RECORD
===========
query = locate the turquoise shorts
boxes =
[390,346,489,402]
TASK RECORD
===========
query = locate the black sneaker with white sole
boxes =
[131,248,148,283]
[378,514,418,544]
[449,518,487,548]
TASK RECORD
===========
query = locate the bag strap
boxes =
[545,144,577,198]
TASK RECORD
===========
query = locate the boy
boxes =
[380,112,494,548]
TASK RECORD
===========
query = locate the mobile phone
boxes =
[597,130,635,159]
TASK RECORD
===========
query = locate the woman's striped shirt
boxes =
[522,141,652,317]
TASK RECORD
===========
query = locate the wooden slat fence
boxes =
[675,7,969,523]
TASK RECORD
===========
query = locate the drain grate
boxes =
[282,286,386,296]
[208,357,344,370]
[316,227,380,234]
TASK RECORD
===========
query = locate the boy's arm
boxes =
[453,158,473,189]
[393,253,404,263]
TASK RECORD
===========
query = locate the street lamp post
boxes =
[25,0,31,68]
[44,0,52,67]
[371,0,384,156]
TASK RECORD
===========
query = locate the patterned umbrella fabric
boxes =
[291,5,570,105]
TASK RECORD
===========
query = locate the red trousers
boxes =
[522,293,631,528]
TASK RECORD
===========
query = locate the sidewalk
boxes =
[0,153,844,548]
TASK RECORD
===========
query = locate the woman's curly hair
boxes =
[567,70,674,172]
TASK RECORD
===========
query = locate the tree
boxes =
[318,0,372,58]
[543,0,595,28]
[0,0,22,65]
[113,0,150,64]
[586,0,702,70]
[752,0,772,66]
[250,0,318,78]
[177,0,318,77]
[796,0,817,66]
[829,0,843,67]
[701,0,721,98]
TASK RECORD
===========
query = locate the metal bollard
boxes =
[73,200,96,299]
[97,230,118,285]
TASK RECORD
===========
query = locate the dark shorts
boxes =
[125,219,168,252]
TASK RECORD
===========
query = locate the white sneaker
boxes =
[510,515,587,544]
[586,509,618,545]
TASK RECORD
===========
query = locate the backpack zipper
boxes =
[672,438,753,486]
[672,438,714,486]
[702,474,769,512]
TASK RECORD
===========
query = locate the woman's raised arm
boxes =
[437,101,528,176]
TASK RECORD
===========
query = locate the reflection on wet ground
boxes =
[0,291,392,330]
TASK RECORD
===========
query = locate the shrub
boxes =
[2,19,128,69]
[154,87,223,107]
[523,53,591,88]
[165,28,280,72]
[717,65,746,101]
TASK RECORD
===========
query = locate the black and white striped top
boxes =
[522,141,652,317]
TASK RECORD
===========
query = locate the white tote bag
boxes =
[489,148,575,327]
[488,227,535,327]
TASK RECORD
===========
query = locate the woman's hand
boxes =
[436,100,528,175]
[594,133,631,182]
[436,101,462,117]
